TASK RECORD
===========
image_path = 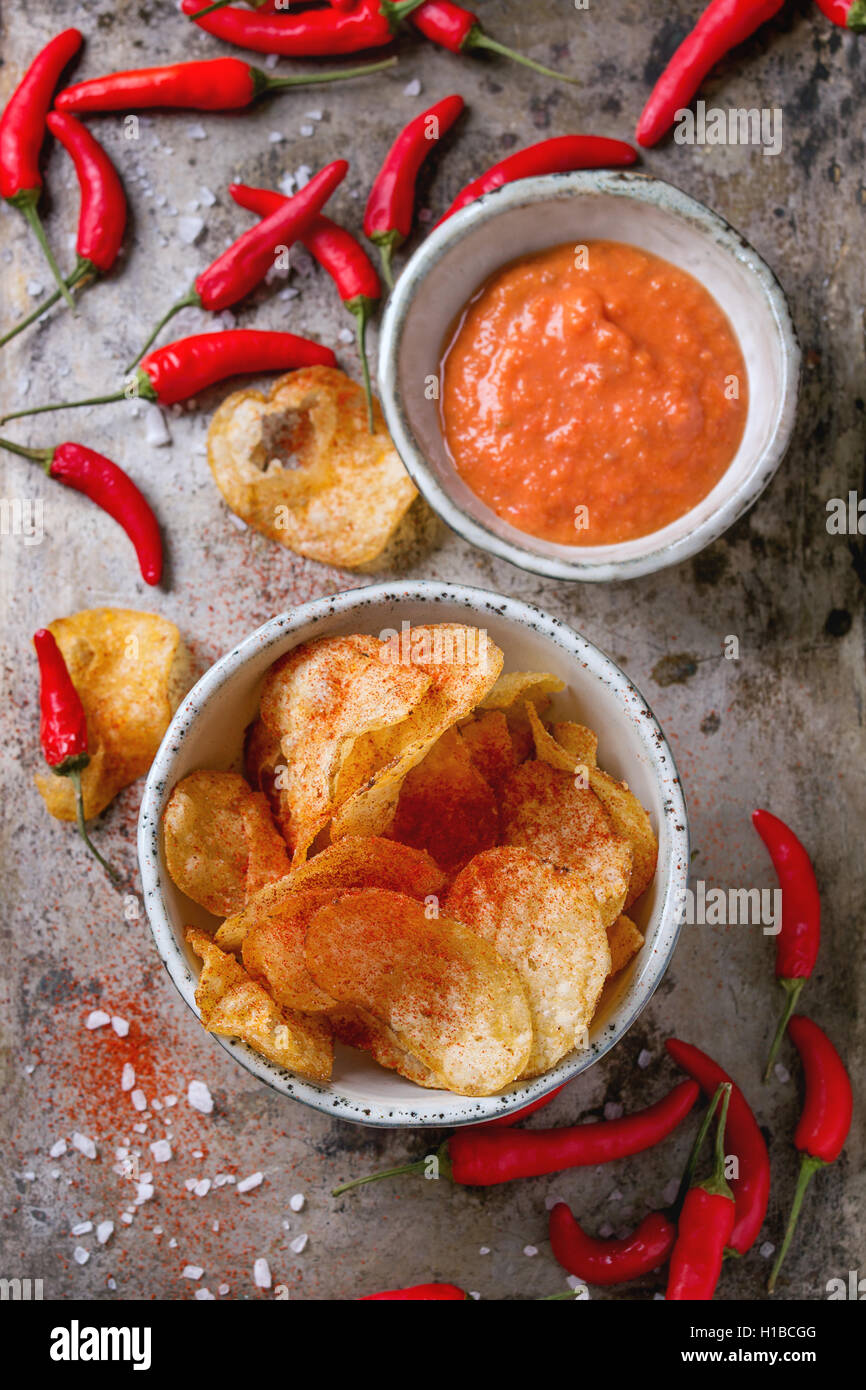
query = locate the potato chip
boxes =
[390,727,499,878]
[217,837,445,1010]
[589,767,658,908]
[244,717,292,843]
[458,710,515,794]
[552,720,599,769]
[35,608,188,821]
[479,670,564,717]
[163,770,290,917]
[329,1005,443,1089]
[186,927,332,1083]
[259,633,430,862]
[525,701,581,774]
[607,913,644,978]
[446,847,610,1077]
[331,624,503,842]
[207,366,417,568]
[500,760,632,927]
[305,888,532,1096]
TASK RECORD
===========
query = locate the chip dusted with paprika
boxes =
[305,888,532,1096]
[446,847,610,1077]
[163,770,290,917]
[186,927,332,1083]
[329,1005,443,1089]
[390,726,499,878]
[458,709,515,795]
[207,366,417,568]
[34,608,188,822]
[607,913,645,978]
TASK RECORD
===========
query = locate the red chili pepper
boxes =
[54,54,397,115]
[411,2,578,84]
[437,134,638,225]
[665,1039,770,1256]
[360,1282,467,1300]
[485,1084,566,1127]
[768,1017,852,1294]
[0,437,161,585]
[0,29,82,309]
[229,183,380,431]
[332,1080,699,1194]
[364,94,464,287]
[666,1084,735,1300]
[636,0,786,148]
[1,113,126,350]
[181,0,426,54]
[0,330,336,425]
[34,628,120,882]
[752,809,821,1081]
[813,0,866,29]
[550,1205,676,1287]
[127,161,347,370]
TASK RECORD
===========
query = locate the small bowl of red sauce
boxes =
[378,171,800,582]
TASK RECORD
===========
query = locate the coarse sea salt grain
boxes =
[121,1064,136,1092]
[269,131,285,144]
[71,1133,97,1160]
[289,1234,307,1254]
[144,405,171,448]
[71,1222,93,1236]
[120,1213,133,1225]
[760,1242,776,1259]
[97,1222,114,1245]
[111,1017,129,1037]
[49,1140,67,1158]
[165,1095,178,1107]
[150,1140,172,1164]
[178,216,205,246]
[193,1180,211,1198]
[403,78,421,97]
[637,1049,652,1069]
[188,1080,213,1114]
[186,123,207,140]
[73,1247,90,1266]
[254,1258,271,1289]
[219,1284,229,1296]
[523,1245,538,1258]
[131,1089,147,1112]
[86,1010,111,1030]
[479,1246,490,1256]
[236,1172,263,1194]
[289,1193,305,1213]
[199,187,216,207]
[195,1288,215,1300]
[183,1265,204,1280]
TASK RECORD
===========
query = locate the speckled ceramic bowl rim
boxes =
[138,581,689,1128]
[378,170,801,583]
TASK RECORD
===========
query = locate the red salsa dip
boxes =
[439,240,748,546]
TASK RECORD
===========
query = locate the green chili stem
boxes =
[467,29,580,86]
[764,977,805,1082]
[125,291,199,373]
[767,1154,824,1294]
[69,766,121,883]
[19,199,77,310]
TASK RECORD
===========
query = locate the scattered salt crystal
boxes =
[774,1063,790,1084]
[187,123,207,140]
[268,131,285,144]
[237,1172,263,1194]
[289,1193,305,1213]
[21,1171,35,1182]
[72,1133,97,1160]
[403,78,422,97]
[760,1242,776,1259]
[49,1140,67,1158]
[653,1292,665,1300]
[131,1089,147,1112]
[150,1140,172,1164]
[27,278,45,297]
[188,1080,213,1114]
[289,1234,307,1254]
[199,187,216,208]
[193,1179,211,1197]
[135,1183,155,1205]
[195,1288,215,1300]
[183,1265,204,1280]
[86,1010,111,1030]
[178,216,205,245]
[73,1247,90,1266]
[295,165,312,189]
[523,1245,538,1258]
[111,1016,129,1037]
[299,124,314,138]
[603,1101,624,1121]
[71,1222,93,1236]
[97,1222,114,1245]
[479,1246,490,1256]
[165,1095,178,1107]
[151,1099,163,1112]
[637,1049,652,1069]
[169,1239,178,1249]
[185,1180,198,1191]
[279,287,300,301]
[143,405,171,447]
[338,327,354,345]
[254,1258,271,1289]
[107,1277,117,1290]
[121,1064,135,1092]
[662,1177,680,1205]
[469,1291,481,1301]
[132,1123,147,1134]
[608,1190,623,1203]
[192,1150,204,1159]
[305,109,323,121]
[278,172,297,196]
[264,53,279,70]
[219,1284,229,1296]
[120,1213,134,1225]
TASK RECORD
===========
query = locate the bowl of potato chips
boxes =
[138,581,689,1127]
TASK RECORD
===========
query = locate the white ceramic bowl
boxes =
[378,171,800,582]
[138,581,689,1127]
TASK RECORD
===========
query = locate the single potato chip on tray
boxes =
[446,847,610,1077]
[163,770,290,917]
[390,726,499,879]
[186,927,332,1084]
[35,608,188,822]
[259,633,431,862]
[500,760,632,927]
[207,366,417,568]
[305,887,532,1096]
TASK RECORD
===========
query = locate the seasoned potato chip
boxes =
[526,701,583,774]
[259,633,430,861]
[479,670,564,718]
[217,837,445,1010]
[500,760,632,927]
[306,888,532,1095]
[244,717,292,843]
[446,847,610,1077]
[35,608,188,821]
[391,727,499,878]
[331,624,503,842]
[329,1005,443,1089]
[589,767,658,908]
[207,366,417,568]
[552,720,599,769]
[458,710,515,794]
[163,771,290,917]
[186,927,332,1083]
[607,913,645,978]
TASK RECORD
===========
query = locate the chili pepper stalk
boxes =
[411,2,580,85]
[126,160,347,371]
[0,261,93,349]
[752,809,821,1081]
[666,1085,734,1300]
[768,1017,852,1294]
[34,629,120,882]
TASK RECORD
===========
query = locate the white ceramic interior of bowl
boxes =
[378,171,800,582]
[138,582,689,1127]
